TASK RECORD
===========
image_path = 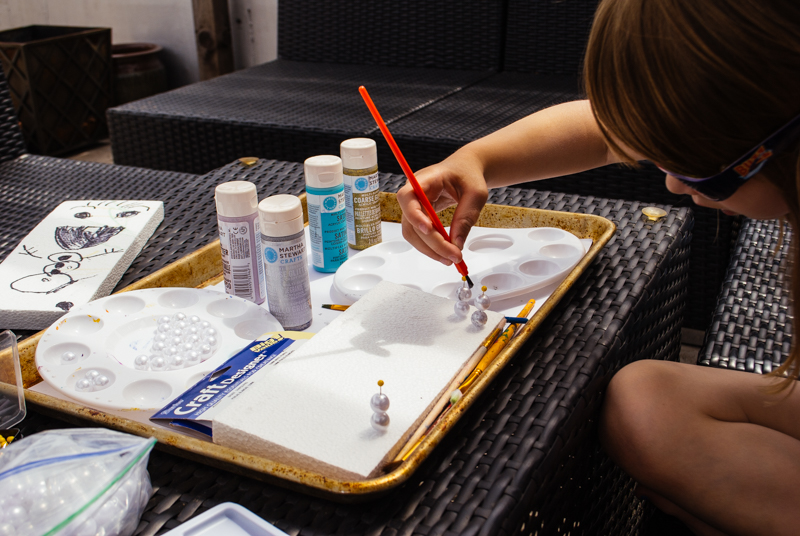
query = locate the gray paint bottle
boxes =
[215,181,266,304]
[258,194,312,331]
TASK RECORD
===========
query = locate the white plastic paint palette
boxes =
[333,227,586,303]
[35,288,282,411]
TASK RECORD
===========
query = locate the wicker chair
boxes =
[698,218,793,372]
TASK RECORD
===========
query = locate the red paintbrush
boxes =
[359,85,474,288]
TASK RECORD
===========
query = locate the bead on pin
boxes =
[370,380,390,433]
[454,276,472,317]
[471,286,491,328]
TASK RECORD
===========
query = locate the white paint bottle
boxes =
[340,138,382,250]
[304,155,348,272]
[258,194,312,331]
[214,181,266,304]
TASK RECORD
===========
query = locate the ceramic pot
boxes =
[112,43,167,105]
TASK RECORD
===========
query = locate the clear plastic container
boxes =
[0,330,25,434]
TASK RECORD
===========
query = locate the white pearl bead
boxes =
[454,300,470,317]
[172,312,187,322]
[457,285,472,301]
[134,355,149,370]
[190,315,201,324]
[157,315,171,324]
[150,356,167,371]
[370,393,390,412]
[471,310,488,327]
[61,350,77,363]
[475,292,491,311]
[93,375,110,388]
[75,378,92,392]
[370,412,390,432]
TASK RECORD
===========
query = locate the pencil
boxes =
[382,298,536,473]
[321,304,349,311]
[457,299,536,395]
[388,321,504,466]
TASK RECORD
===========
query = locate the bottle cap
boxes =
[304,155,343,189]
[215,181,258,218]
[340,138,377,170]
[259,195,304,236]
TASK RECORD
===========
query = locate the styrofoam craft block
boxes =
[213,281,505,481]
[0,200,164,329]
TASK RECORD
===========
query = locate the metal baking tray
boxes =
[9,193,614,501]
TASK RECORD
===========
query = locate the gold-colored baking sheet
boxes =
[7,193,614,501]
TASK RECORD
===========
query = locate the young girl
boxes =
[396,1,800,534]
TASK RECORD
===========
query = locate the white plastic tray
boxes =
[333,226,585,303]
[35,288,281,411]
[162,502,289,536]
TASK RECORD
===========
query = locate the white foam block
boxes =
[0,200,164,329]
[213,280,505,480]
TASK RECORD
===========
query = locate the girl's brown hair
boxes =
[584,0,800,388]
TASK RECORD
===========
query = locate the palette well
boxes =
[35,288,282,411]
[333,226,586,303]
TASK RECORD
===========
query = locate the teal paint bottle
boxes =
[304,155,348,272]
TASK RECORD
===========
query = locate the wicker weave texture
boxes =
[18,171,690,536]
[278,0,505,71]
[0,68,26,163]
[504,0,600,74]
[108,60,491,174]
[699,219,793,373]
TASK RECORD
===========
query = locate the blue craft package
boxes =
[151,333,303,438]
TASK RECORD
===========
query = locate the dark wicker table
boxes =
[18,158,691,536]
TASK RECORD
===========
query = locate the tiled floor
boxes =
[65,140,705,364]
[66,139,114,165]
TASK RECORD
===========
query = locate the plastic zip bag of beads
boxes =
[0,428,155,536]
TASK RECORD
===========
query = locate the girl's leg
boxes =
[636,484,726,536]
[600,360,800,536]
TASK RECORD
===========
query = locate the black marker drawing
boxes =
[56,302,74,312]
[10,249,123,294]
[70,201,152,221]
[20,245,41,258]
[54,225,125,250]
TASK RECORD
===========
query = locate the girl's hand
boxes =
[396,150,489,266]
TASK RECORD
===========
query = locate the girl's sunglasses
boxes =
[658,112,800,201]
